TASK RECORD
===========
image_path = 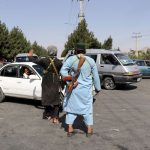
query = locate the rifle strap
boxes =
[43,57,59,78]
[73,54,85,80]
[49,57,59,77]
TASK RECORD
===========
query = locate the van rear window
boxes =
[86,55,97,62]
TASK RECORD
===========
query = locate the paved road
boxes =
[0,79,150,150]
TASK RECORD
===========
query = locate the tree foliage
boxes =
[8,27,31,59]
[0,20,47,60]
[0,21,9,58]
[61,19,103,57]
[102,36,113,50]
[128,49,150,60]
[32,41,47,57]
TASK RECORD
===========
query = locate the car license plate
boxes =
[137,78,141,82]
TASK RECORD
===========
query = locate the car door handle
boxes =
[100,66,104,68]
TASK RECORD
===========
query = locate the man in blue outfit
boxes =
[60,43,101,137]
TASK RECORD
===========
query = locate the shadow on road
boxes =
[3,97,43,109]
[115,84,137,91]
[60,114,86,133]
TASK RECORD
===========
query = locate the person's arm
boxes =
[60,58,71,77]
[28,56,45,67]
[91,63,101,92]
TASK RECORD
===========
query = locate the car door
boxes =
[136,61,147,76]
[100,54,123,76]
[0,64,21,96]
[145,61,150,76]
[17,65,42,100]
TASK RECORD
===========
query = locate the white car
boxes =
[0,62,43,102]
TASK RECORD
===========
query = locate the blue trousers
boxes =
[66,112,93,125]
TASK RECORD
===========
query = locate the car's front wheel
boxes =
[103,77,116,90]
[0,87,5,103]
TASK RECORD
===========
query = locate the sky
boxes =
[0,0,150,57]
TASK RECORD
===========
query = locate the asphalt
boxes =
[0,79,150,150]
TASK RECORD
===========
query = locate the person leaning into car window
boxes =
[28,48,62,125]
[23,67,30,79]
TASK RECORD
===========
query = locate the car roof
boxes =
[86,49,122,54]
[3,62,36,67]
[15,53,38,57]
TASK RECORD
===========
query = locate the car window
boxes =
[86,55,97,62]
[101,54,120,65]
[115,54,134,66]
[136,61,145,66]
[16,56,38,62]
[32,65,44,76]
[16,56,28,62]
[19,65,35,79]
[0,65,18,78]
[145,61,150,66]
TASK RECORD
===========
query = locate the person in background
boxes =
[28,49,62,124]
[60,43,101,137]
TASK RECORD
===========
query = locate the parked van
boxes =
[14,53,38,62]
[86,49,142,89]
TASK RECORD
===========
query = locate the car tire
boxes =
[103,77,116,90]
[0,87,5,103]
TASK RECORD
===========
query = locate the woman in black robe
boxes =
[28,49,62,124]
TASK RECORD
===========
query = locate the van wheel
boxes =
[103,77,116,90]
[0,88,5,103]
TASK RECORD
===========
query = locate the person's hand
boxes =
[28,49,34,57]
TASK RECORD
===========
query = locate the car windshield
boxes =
[115,54,134,66]
[32,65,44,76]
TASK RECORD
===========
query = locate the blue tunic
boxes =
[60,55,101,115]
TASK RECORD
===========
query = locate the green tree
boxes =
[145,49,150,59]
[128,50,137,59]
[102,36,113,50]
[32,41,48,57]
[0,21,9,58]
[9,27,31,59]
[61,19,101,57]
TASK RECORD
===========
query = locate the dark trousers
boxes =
[43,105,59,119]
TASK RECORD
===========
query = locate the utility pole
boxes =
[132,32,142,56]
[72,0,90,22]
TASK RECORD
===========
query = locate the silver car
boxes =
[86,49,142,90]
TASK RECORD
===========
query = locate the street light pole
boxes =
[132,32,142,56]
[72,0,90,22]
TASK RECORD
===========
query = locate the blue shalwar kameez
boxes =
[60,55,101,125]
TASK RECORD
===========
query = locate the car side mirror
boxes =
[29,75,39,80]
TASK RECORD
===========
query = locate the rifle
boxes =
[62,55,85,94]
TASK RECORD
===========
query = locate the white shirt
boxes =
[23,73,29,79]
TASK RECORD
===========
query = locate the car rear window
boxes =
[16,56,38,62]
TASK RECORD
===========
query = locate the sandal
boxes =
[86,127,93,137]
[67,131,76,137]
